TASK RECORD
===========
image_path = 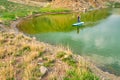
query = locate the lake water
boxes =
[17,8,120,76]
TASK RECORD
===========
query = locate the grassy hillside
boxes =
[0,0,41,25]
[0,0,70,26]
[0,31,99,80]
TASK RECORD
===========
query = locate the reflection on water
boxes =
[81,14,120,76]
[77,27,80,34]
[17,8,110,34]
[17,8,120,76]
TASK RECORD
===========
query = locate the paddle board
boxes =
[72,22,84,26]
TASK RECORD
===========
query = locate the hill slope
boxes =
[51,0,107,11]
[8,0,120,11]
[0,31,100,80]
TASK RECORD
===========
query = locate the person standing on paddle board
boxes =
[77,15,80,22]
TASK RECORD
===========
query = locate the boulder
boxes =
[40,66,48,75]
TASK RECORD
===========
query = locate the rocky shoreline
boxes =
[8,0,50,7]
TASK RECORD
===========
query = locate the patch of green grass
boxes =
[56,52,77,67]
[22,46,31,52]
[114,2,120,8]
[63,68,100,80]
[0,0,41,25]
[43,59,55,67]
[14,50,23,57]
[38,52,44,57]
[6,77,15,80]
[43,57,49,61]
[34,52,44,59]
[56,52,66,58]
[31,66,42,79]
[0,0,71,26]
[107,1,120,8]
[14,46,31,56]
[62,55,77,67]
[40,7,71,13]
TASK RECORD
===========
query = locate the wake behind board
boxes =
[72,22,84,26]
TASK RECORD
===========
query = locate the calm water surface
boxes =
[17,8,120,76]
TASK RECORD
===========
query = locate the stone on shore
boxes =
[40,66,48,75]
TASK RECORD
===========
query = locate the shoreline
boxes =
[0,0,120,80]
[8,12,120,80]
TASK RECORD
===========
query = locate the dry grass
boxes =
[23,63,38,80]
[51,0,108,11]
[0,31,46,80]
[0,56,15,80]
[23,51,39,63]
[0,31,99,80]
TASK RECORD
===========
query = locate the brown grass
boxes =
[0,31,98,80]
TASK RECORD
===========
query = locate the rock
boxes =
[32,37,36,40]
[40,66,48,75]
[38,62,43,65]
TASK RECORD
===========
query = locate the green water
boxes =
[17,8,120,76]
[17,9,109,34]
